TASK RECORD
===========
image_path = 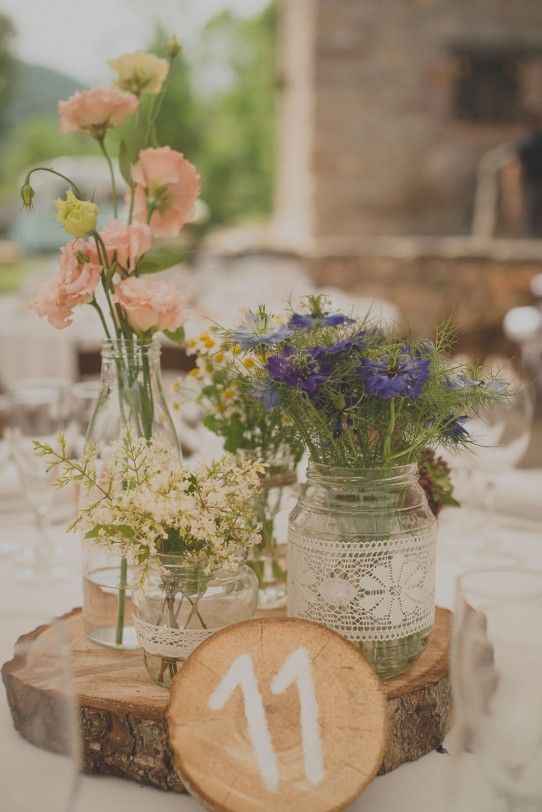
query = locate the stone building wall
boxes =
[275,0,542,242]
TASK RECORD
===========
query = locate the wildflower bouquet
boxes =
[184,327,304,603]
[22,41,199,442]
[35,433,262,573]
[225,296,506,468]
[185,327,304,461]
[35,433,262,654]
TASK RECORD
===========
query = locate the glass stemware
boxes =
[449,569,542,811]
[6,379,69,581]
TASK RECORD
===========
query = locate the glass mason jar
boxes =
[82,337,180,650]
[249,459,297,610]
[288,463,437,679]
[134,556,258,687]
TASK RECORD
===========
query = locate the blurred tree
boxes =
[196,3,278,227]
[0,13,16,141]
[149,3,277,231]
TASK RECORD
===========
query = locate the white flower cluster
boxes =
[180,329,260,420]
[36,432,264,573]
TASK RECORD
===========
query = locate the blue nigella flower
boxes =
[230,312,292,350]
[266,345,332,396]
[309,331,366,359]
[360,353,430,400]
[445,372,479,390]
[288,312,355,330]
[443,415,470,442]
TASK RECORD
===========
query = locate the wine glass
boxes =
[3,617,80,812]
[464,380,534,562]
[449,569,542,811]
[6,379,69,581]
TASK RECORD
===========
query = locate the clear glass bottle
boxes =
[288,463,437,679]
[134,557,258,687]
[82,337,180,650]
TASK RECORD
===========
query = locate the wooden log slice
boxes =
[2,607,451,794]
[168,617,388,812]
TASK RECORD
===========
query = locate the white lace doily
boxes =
[287,530,436,642]
[134,615,220,659]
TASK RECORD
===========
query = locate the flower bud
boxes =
[20,182,35,209]
[166,36,182,59]
[56,190,98,238]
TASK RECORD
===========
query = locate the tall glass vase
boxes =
[287,463,437,679]
[83,337,180,650]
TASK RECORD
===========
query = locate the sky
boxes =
[0,0,268,83]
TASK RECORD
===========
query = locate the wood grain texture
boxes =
[2,607,451,794]
[168,617,387,812]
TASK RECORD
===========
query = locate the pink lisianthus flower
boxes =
[91,219,152,273]
[113,276,186,333]
[58,88,138,137]
[131,146,200,238]
[31,241,102,329]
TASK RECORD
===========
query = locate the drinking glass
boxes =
[449,569,542,811]
[6,379,69,581]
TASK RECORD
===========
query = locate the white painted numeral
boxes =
[271,647,325,786]
[208,647,325,792]
[209,653,280,791]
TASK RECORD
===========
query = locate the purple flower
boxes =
[360,353,430,399]
[266,345,332,396]
[309,332,366,359]
[230,313,292,350]
[445,373,479,390]
[288,312,355,330]
[444,415,470,442]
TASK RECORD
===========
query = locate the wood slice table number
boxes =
[3,608,451,796]
[167,617,388,812]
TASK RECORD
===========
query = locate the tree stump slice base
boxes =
[2,607,451,794]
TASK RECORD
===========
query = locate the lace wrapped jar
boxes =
[134,556,259,687]
[287,463,437,679]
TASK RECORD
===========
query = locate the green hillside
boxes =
[6,60,85,128]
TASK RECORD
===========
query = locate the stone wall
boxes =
[275,0,542,242]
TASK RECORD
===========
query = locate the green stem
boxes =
[97,137,118,217]
[115,556,128,646]
[383,399,396,461]
[24,167,83,199]
[128,186,135,226]
[90,299,111,340]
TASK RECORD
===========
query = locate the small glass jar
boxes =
[82,337,180,650]
[250,461,297,610]
[82,542,139,649]
[134,557,259,687]
[288,463,437,679]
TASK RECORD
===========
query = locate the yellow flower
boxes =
[231,344,241,355]
[199,334,217,352]
[188,368,201,379]
[242,357,257,370]
[213,351,225,364]
[223,387,236,400]
[109,51,169,96]
[55,191,98,238]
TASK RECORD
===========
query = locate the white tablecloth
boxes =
[1,470,541,811]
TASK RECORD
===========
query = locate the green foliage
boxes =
[0,14,16,141]
[195,4,278,227]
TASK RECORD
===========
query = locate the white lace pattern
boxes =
[287,529,436,642]
[134,615,220,659]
